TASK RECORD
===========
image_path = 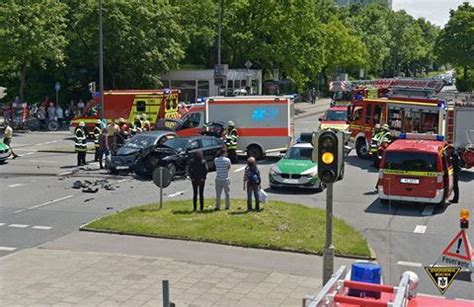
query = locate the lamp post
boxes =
[217,0,222,66]
[99,0,104,118]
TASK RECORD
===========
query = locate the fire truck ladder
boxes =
[351,78,445,96]
[303,266,417,307]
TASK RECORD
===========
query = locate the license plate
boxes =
[400,178,419,184]
[283,179,299,184]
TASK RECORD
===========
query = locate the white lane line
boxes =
[0,223,5,226]
[168,191,185,198]
[8,184,24,188]
[8,224,29,228]
[28,160,58,163]
[0,247,17,252]
[31,226,53,230]
[413,225,427,234]
[19,152,36,156]
[421,205,435,216]
[58,171,73,176]
[233,166,246,173]
[397,261,422,267]
[14,195,74,214]
[117,179,128,183]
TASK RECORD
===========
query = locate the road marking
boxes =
[58,171,73,176]
[168,191,185,198]
[8,224,29,228]
[19,152,36,156]
[413,225,427,234]
[421,205,435,216]
[233,166,246,173]
[0,223,5,226]
[14,195,74,213]
[28,160,58,163]
[397,261,422,267]
[8,184,24,188]
[117,179,128,183]
[31,226,53,230]
[0,247,17,252]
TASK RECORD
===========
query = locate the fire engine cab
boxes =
[377,134,453,205]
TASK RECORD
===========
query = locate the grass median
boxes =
[84,200,370,258]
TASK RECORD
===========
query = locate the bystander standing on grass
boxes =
[187,150,208,211]
[214,148,231,210]
[243,157,261,211]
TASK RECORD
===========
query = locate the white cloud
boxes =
[392,0,473,26]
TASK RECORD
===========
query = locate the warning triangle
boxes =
[442,230,473,261]
[424,266,461,295]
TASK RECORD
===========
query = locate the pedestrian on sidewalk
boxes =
[214,148,231,210]
[2,121,19,159]
[243,157,261,211]
[187,151,208,211]
[98,128,109,169]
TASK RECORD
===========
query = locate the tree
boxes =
[63,0,186,91]
[436,2,474,91]
[0,0,68,102]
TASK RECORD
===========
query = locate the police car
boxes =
[269,142,324,191]
[0,141,11,162]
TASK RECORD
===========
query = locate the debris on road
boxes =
[72,179,117,193]
[84,198,94,203]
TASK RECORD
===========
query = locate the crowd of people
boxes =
[1,97,89,130]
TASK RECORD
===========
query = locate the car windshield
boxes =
[384,152,438,172]
[163,138,189,152]
[284,147,313,160]
[125,135,157,149]
[324,110,347,121]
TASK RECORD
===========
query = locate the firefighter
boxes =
[447,145,460,203]
[75,122,87,166]
[380,124,392,144]
[225,121,238,164]
[370,124,383,167]
[93,120,102,162]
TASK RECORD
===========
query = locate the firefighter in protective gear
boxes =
[75,122,87,166]
[370,124,384,167]
[380,124,392,144]
[225,121,238,164]
[93,120,102,162]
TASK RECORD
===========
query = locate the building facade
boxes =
[160,69,263,104]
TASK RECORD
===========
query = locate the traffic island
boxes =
[82,200,371,259]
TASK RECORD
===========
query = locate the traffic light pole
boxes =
[322,183,334,284]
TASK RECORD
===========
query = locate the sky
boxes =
[392,0,474,27]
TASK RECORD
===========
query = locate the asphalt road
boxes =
[1,114,473,299]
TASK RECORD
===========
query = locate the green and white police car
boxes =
[0,141,11,162]
[269,142,325,191]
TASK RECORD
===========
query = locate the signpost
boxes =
[54,82,61,106]
[152,167,172,210]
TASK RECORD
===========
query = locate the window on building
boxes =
[136,100,146,112]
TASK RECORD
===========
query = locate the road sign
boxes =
[424,266,461,295]
[153,167,172,188]
[55,82,61,92]
[439,229,473,271]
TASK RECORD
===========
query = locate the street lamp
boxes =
[99,0,104,118]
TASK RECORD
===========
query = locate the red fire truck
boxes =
[377,134,453,205]
[69,89,180,132]
[446,101,474,168]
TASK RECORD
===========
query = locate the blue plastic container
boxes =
[347,262,382,299]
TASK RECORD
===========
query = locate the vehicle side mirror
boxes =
[278,153,285,158]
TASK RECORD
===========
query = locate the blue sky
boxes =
[393,0,473,26]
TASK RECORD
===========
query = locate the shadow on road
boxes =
[264,186,321,195]
[345,155,377,173]
[365,199,448,217]
[459,170,474,182]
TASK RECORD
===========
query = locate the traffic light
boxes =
[314,129,344,184]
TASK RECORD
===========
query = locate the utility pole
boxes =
[322,183,335,284]
[99,0,105,118]
[217,0,222,66]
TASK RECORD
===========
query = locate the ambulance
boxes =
[377,134,453,204]
[158,96,294,159]
[69,89,180,133]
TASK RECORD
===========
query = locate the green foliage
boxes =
[0,0,68,101]
[436,2,474,91]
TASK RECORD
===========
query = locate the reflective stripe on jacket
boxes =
[75,129,87,152]
[225,129,238,150]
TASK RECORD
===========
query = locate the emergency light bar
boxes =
[399,133,444,141]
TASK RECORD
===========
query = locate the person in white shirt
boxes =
[3,122,18,159]
[214,148,232,210]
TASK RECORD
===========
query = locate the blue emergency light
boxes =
[399,133,444,141]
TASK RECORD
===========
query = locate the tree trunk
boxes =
[465,66,469,80]
[19,64,27,103]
